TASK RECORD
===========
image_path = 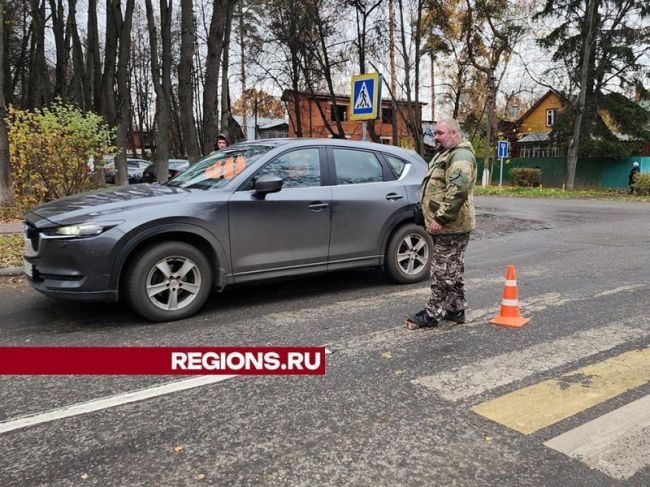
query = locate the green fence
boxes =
[476,156,650,188]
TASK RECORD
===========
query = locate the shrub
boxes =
[510,167,541,187]
[8,102,115,209]
[634,173,650,195]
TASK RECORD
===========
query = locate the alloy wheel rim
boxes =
[396,234,429,275]
[146,256,202,311]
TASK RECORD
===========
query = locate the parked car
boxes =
[141,159,190,183]
[23,139,432,322]
[104,159,151,184]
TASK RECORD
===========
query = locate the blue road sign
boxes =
[350,73,381,121]
[497,140,509,158]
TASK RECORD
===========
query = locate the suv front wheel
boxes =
[124,241,213,321]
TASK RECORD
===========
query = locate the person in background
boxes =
[216,133,230,151]
[629,161,640,194]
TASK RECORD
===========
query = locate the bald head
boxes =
[435,118,462,150]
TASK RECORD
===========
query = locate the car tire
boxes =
[385,223,432,284]
[124,241,213,322]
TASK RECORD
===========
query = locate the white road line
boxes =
[544,394,650,480]
[413,317,650,401]
[0,375,235,435]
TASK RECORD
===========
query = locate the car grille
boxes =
[24,222,40,256]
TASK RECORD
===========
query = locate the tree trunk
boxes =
[238,0,247,140]
[85,0,102,113]
[102,0,119,126]
[27,0,49,108]
[202,0,228,154]
[146,0,173,182]
[114,0,135,187]
[219,0,235,136]
[388,0,398,145]
[565,0,597,190]
[179,0,200,163]
[0,0,14,207]
[69,0,87,110]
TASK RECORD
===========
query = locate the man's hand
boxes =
[429,220,443,233]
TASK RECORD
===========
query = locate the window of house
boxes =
[331,104,347,122]
[510,105,520,119]
[332,149,384,185]
[381,107,393,123]
[546,108,558,127]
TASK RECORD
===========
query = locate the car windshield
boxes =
[167,145,273,189]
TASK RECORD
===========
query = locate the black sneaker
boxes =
[406,310,439,329]
[445,310,466,324]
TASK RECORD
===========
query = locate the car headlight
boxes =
[42,222,122,239]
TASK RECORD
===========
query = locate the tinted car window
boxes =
[333,149,383,185]
[167,145,273,189]
[384,154,407,178]
[255,148,321,189]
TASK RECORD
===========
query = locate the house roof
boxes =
[518,132,550,143]
[514,89,565,127]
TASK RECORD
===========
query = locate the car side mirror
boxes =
[253,175,283,196]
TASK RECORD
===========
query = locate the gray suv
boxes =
[23,139,433,321]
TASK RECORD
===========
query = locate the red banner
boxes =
[0,347,326,375]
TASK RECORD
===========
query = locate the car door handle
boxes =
[385,193,404,201]
[308,201,330,211]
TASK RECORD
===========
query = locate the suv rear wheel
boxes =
[124,241,213,321]
[385,223,432,284]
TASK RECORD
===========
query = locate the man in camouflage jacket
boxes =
[406,118,477,330]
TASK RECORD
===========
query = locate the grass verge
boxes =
[475,186,650,201]
[0,234,23,268]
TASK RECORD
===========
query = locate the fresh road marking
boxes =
[0,375,235,435]
[544,394,650,480]
[471,347,650,434]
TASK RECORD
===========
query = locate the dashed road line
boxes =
[0,375,235,435]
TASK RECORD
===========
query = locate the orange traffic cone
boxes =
[490,265,530,328]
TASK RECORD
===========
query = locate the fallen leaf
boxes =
[174,445,184,452]
[485,436,493,443]
[195,474,206,480]
[382,352,393,359]
[80,473,89,480]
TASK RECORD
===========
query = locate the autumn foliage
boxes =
[8,102,115,209]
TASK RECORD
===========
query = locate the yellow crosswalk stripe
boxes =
[471,346,650,435]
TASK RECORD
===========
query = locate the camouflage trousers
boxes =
[425,233,470,319]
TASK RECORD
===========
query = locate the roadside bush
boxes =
[510,167,541,187]
[634,173,650,195]
[8,102,115,209]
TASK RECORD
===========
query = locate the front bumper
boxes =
[23,219,122,303]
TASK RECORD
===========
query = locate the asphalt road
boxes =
[1,195,649,486]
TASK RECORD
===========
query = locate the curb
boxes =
[0,267,22,276]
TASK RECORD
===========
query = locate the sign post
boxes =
[497,140,509,187]
[350,73,382,140]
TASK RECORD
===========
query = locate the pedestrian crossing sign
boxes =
[350,73,382,121]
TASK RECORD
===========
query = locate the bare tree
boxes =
[202,0,229,154]
[464,0,525,183]
[113,0,135,186]
[146,0,173,181]
[179,0,201,162]
[0,0,14,207]
[26,0,49,108]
